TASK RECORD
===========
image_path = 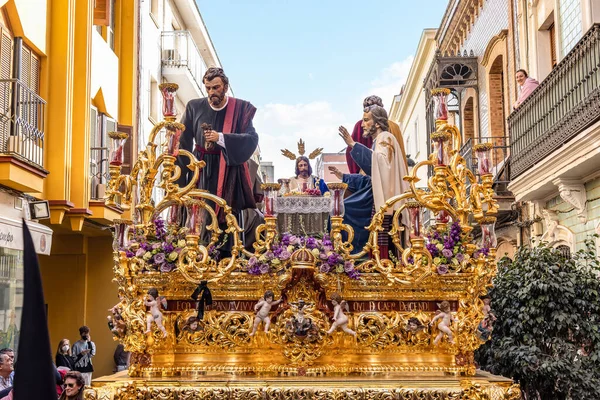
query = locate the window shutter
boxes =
[0,28,12,146]
[93,0,111,26]
[118,124,133,175]
[549,24,557,67]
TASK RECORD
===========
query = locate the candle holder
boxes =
[159,83,179,119]
[113,219,132,251]
[108,132,128,166]
[165,122,185,157]
[479,216,497,249]
[327,183,348,217]
[431,88,450,123]
[185,199,204,236]
[431,131,451,167]
[167,203,183,226]
[261,183,281,217]
[474,143,493,176]
[406,201,422,239]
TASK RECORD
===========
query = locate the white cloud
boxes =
[254,102,351,181]
[363,55,414,110]
[254,55,415,180]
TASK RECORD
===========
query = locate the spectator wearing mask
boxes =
[71,326,96,386]
[59,371,85,400]
[513,69,540,109]
[56,339,84,370]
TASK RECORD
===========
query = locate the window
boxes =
[89,107,116,199]
[0,247,23,356]
[556,244,571,259]
[549,24,557,68]
[107,0,116,51]
[558,0,582,57]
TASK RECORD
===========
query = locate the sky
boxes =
[196,0,447,179]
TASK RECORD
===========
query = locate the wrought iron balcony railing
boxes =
[0,79,46,168]
[161,31,207,92]
[90,147,110,200]
[508,23,600,179]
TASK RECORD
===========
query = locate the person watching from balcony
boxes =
[513,69,539,109]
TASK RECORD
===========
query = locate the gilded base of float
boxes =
[87,370,520,399]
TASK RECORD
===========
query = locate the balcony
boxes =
[508,24,600,199]
[0,79,47,193]
[161,31,207,105]
[88,146,123,225]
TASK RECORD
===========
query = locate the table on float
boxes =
[275,196,331,236]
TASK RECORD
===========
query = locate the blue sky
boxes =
[197,0,447,178]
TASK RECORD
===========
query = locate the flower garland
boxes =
[247,233,360,279]
[425,221,483,274]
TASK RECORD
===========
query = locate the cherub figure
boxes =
[405,317,428,345]
[107,296,127,337]
[250,290,282,336]
[326,293,356,337]
[481,296,496,321]
[430,301,455,345]
[183,316,201,332]
[145,288,168,337]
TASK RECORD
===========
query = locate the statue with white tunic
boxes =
[281,139,328,194]
[330,105,410,254]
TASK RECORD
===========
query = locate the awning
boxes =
[0,216,53,255]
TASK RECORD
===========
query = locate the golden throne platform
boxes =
[88,86,520,399]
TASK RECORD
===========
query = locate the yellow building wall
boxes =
[40,234,118,377]
[0,0,48,54]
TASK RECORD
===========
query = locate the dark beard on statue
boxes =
[298,171,309,178]
[210,94,225,107]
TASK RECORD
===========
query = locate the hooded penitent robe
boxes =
[342,131,409,252]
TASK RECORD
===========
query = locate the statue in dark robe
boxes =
[176,67,259,253]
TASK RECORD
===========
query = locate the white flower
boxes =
[143,252,152,261]
[177,239,186,248]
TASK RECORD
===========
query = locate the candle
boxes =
[327,183,348,218]
[108,132,128,166]
[165,123,184,156]
[407,203,421,239]
[159,83,179,118]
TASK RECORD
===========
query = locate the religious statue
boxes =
[430,301,455,345]
[344,95,408,175]
[285,299,318,340]
[175,67,258,256]
[190,280,212,320]
[107,296,127,338]
[281,139,328,194]
[405,317,428,345]
[250,290,283,336]
[477,296,496,340]
[326,293,356,337]
[182,316,201,332]
[145,288,168,338]
[333,105,410,254]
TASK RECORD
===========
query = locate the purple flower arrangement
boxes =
[123,217,189,272]
[425,221,475,275]
[247,233,360,279]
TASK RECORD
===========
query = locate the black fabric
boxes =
[191,281,212,320]
[55,353,83,371]
[13,221,57,399]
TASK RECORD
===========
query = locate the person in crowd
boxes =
[113,344,129,373]
[0,350,13,389]
[0,353,12,391]
[59,371,85,400]
[513,69,540,109]
[56,339,85,370]
[71,326,96,386]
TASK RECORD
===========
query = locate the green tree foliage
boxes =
[475,238,600,400]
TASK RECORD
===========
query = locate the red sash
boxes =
[216,98,253,209]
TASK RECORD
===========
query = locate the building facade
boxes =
[315,152,349,183]
[508,0,600,255]
[389,29,437,190]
